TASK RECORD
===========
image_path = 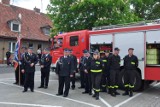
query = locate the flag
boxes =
[13,37,21,70]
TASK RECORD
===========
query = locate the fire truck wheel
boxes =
[118,69,142,91]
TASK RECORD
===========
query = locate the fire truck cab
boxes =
[50,30,89,69]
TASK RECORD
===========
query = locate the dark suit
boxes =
[56,56,74,96]
[40,54,52,87]
[69,55,77,89]
[21,52,38,91]
[84,56,92,94]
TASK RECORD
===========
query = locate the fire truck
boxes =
[50,22,160,90]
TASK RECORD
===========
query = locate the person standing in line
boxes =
[56,48,74,97]
[38,48,52,89]
[100,50,110,93]
[82,50,92,95]
[108,47,121,97]
[21,47,38,92]
[123,48,138,97]
[91,51,103,100]
[68,49,77,90]
[78,50,88,89]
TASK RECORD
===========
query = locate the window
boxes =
[9,42,16,53]
[29,43,33,48]
[70,36,79,46]
[11,22,21,32]
[53,38,63,49]
[38,44,42,49]
[44,28,50,35]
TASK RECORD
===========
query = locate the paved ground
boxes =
[0,65,160,107]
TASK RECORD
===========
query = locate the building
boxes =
[0,0,52,64]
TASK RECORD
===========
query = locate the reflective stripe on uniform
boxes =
[114,85,119,88]
[129,85,134,88]
[95,61,100,64]
[91,69,102,72]
[124,84,129,87]
[102,60,107,62]
[93,88,100,92]
[131,62,135,64]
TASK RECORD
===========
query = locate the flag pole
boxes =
[18,13,22,86]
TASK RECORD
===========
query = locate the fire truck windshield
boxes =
[52,38,63,49]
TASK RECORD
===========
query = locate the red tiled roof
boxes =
[0,3,52,41]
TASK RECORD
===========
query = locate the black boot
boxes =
[129,89,133,97]
[123,88,129,96]
[110,89,116,97]
[96,92,99,100]
[115,89,120,95]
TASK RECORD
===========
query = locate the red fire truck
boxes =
[50,23,160,90]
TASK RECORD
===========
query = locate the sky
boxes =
[10,0,50,13]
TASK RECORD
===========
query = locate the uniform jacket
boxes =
[21,52,38,73]
[40,54,52,71]
[108,54,121,70]
[69,55,77,71]
[123,55,138,70]
[90,59,103,72]
[84,56,92,72]
[56,56,74,76]
[79,56,85,71]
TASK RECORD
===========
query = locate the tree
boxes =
[47,0,159,36]
[131,0,160,20]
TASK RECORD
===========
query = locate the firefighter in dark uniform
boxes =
[38,48,52,89]
[21,47,38,92]
[100,50,110,92]
[13,47,27,86]
[108,47,121,97]
[56,48,74,97]
[123,48,138,97]
[91,51,103,100]
[82,50,92,95]
[68,49,77,90]
[20,47,28,86]
[78,50,87,89]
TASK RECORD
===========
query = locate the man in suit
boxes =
[56,48,74,97]
[38,48,52,89]
[68,49,77,90]
[21,47,38,92]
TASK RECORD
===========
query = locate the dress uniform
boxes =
[69,49,77,90]
[21,47,38,92]
[56,48,74,97]
[123,48,138,97]
[82,50,92,95]
[38,48,52,89]
[100,50,110,92]
[108,47,121,97]
[78,50,87,88]
[91,51,103,100]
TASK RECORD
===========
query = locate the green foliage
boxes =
[47,0,160,36]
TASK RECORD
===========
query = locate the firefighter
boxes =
[108,47,121,97]
[56,48,74,97]
[82,50,92,95]
[100,50,110,92]
[123,48,138,97]
[91,51,103,100]
[38,48,52,89]
[78,50,88,89]
[21,47,38,92]
[68,49,77,90]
